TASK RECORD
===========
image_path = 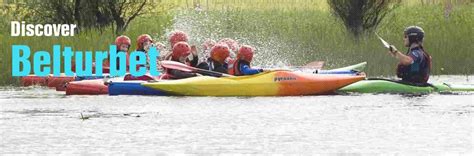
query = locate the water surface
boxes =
[1,75,473,154]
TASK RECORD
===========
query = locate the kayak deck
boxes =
[108,80,166,96]
[142,71,365,96]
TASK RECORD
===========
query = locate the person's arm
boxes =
[240,64,263,75]
[388,45,413,66]
[393,52,414,65]
[189,45,199,67]
[189,55,199,67]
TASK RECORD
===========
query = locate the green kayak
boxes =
[338,78,474,94]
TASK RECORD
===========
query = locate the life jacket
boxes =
[202,58,228,74]
[396,46,431,83]
[228,59,251,76]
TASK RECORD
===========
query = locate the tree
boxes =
[107,0,148,35]
[327,0,400,38]
[15,0,156,34]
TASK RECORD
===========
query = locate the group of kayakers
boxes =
[108,30,264,80]
[108,25,431,84]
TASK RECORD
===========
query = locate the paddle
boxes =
[375,33,395,52]
[161,60,234,77]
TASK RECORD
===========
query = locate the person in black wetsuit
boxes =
[196,43,230,75]
[161,41,199,79]
[388,26,432,84]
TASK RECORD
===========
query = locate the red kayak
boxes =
[20,63,109,87]
[47,75,76,91]
[21,74,75,89]
[65,79,108,95]
[20,75,48,86]
[64,74,156,95]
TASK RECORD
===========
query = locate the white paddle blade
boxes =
[375,33,391,49]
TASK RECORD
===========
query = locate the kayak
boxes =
[47,75,76,91]
[107,74,164,96]
[108,81,166,96]
[142,71,365,96]
[108,62,366,96]
[66,74,157,95]
[20,74,106,87]
[21,74,75,88]
[338,78,474,94]
[75,75,109,81]
[20,75,48,86]
[65,79,108,95]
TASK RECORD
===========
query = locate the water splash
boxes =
[168,9,293,67]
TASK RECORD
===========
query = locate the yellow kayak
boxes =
[142,71,365,96]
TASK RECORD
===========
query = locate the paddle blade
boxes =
[375,33,390,49]
[160,61,194,72]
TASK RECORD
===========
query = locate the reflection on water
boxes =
[0,75,473,154]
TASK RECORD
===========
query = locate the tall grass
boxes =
[172,3,473,77]
[0,1,472,85]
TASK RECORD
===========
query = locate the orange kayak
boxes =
[65,79,108,95]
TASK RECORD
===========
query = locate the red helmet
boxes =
[115,35,131,48]
[172,41,191,60]
[169,30,189,47]
[237,45,254,62]
[137,34,153,50]
[218,38,239,52]
[210,43,230,64]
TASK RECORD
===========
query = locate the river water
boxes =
[1,75,473,154]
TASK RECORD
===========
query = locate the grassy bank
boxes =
[173,3,473,77]
[0,1,472,85]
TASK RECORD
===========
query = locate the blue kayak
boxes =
[75,75,109,81]
[108,80,166,96]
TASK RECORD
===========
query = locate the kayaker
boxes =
[103,35,131,72]
[136,34,153,53]
[163,30,198,61]
[388,26,432,83]
[228,45,264,76]
[218,38,239,58]
[136,34,161,70]
[196,43,230,74]
[161,41,199,79]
